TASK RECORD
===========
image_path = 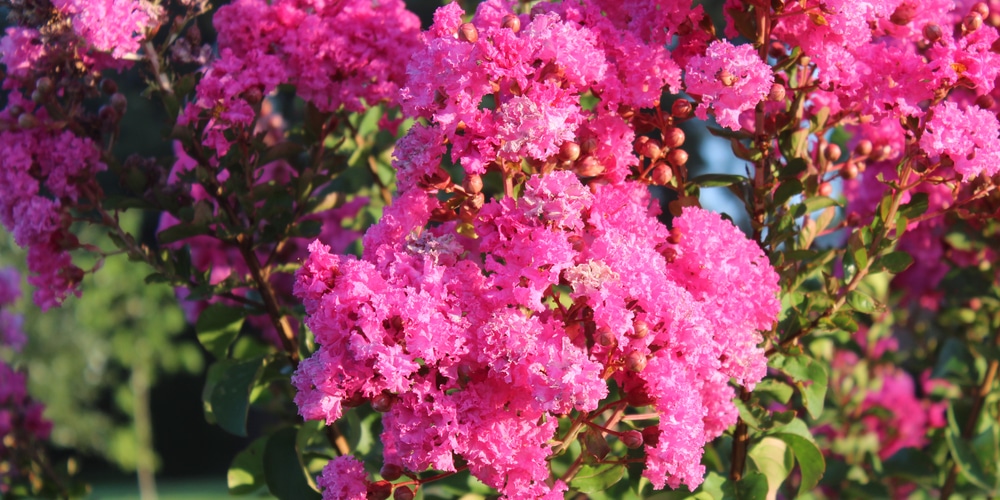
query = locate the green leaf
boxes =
[773,431,825,497]
[210,356,265,437]
[879,251,914,274]
[803,195,840,213]
[196,304,247,359]
[898,192,929,219]
[690,174,747,188]
[228,436,268,495]
[572,463,626,494]
[882,449,937,482]
[264,427,322,500]
[773,179,803,207]
[735,471,769,500]
[846,290,878,314]
[774,355,828,419]
[946,405,995,490]
[748,437,793,497]
[755,379,795,405]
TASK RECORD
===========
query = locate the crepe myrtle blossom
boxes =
[294,171,780,497]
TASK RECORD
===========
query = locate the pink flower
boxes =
[684,40,774,130]
[317,456,369,500]
[920,100,1000,179]
[50,0,155,59]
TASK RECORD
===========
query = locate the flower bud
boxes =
[243,86,264,106]
[371,392,395,413]
[8,104,23,118]
[380,464,403,481]
[768,83,786,102]
[668,227,683,244]
[667,148,688,167]
[818,182,833,197]
[976,94,995,109]
[768,41,787,59]
[99,105,119,125]
[661,246,678,263]
[964,12,984,32]
[671,99,693,119]
[17,112,37,129]
[869,144,892,162]
[853,139,873,157]
[502,14,521,32]
[35,77,53,95]
[30,89,44,103]
[637,137,662,159]
[100,78,118,95]
[574,156,604,177]
[343,392,365,408]
[631,319,649,339]
[841,162,859,180]
[463,173,483,194]
[393,486,415,500]
[972,2,990,18]
[458,22,479,43]
[620,430,644,449]
[558,141,581,162]
[823,143,842,162]
[890,3,917,25]
[368,481,393,500]
[650,162,673,185]
[662,126,685,148]
[110,92,128,114]
[923,23,943,42]
[597,327,616,347]
[625,350,647,372]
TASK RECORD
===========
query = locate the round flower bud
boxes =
[818,182,833,197]
[972,2,990,18]
[661,246,678,263]
[824,143,842,162]
[976,94,995,109]
[768,83,786,102]
[841,162,860,180]
[768,41,787,59]
[35,77,53,95]
[394,486,415,500]
[458,22,479,43]
[597,327,616,347]
[651,162,673,185]
[559,141,581,162]
[17,112,37,129]
[110,93,128,114]
[853,140,873,157]
[625,350,647,372]
[464,174,483,194]
[621,430,644,449]
[671,99,693,119]
[380,464,403,481]
[662,127,685,148]
[869,144,891,162]
[30,89,44,103]
[667,148,689,167]
[368,481,393,500]
[668,227,683,244]
[243,86,264,106]
[502,14,521,32]
[99,105,119,125]
[371,392,395,413]
[964,12,984,32]
[343,392,365,408]
[638,137,662,159]
[574,156,605,177]
[923,23,943,42]
[100,78,118,95]
[631,319,649,339]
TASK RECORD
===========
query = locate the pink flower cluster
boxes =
[0,268,52,495]
[180,0,420,154]
[0,0,155,85]
[768,0,1000,179]
[398,0,687,184]
[295,172,779,496]
[684,41,774,130]
[0,97,105,310]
